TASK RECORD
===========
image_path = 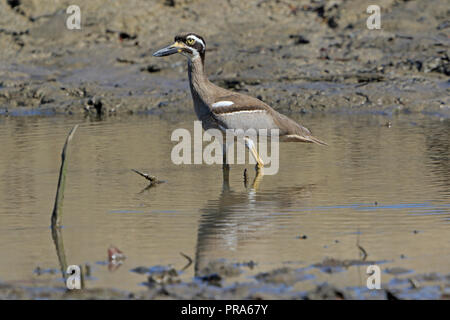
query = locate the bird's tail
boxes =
[281,134,328,145]
[308,135,328,146]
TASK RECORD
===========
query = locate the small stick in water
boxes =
[132,169,165,186]
[357,244,368,261]
[179,252,193,271]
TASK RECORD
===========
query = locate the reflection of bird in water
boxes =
[193,169,315,275]
[153,33,327,173]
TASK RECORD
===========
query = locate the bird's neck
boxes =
[188,57,212,105]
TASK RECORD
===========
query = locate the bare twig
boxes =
[357,244,368,261]
[51,125,79,228]
[50,125,78,283]
[408,278,420,289]
[131,169,164,185]
[179,252,193,271]
[356,227,368,261]
[51,225,68,282]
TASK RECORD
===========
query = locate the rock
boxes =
[306,283,352,300]
[141,65,161,73]
[255,267,313,284]
[197,273,222,287]
[289,35,310,45]
[197,259,241,278]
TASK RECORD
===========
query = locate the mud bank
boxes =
[1,258,449,300]
[0,0,448,118]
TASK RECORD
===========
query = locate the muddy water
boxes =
[0,113,449,293]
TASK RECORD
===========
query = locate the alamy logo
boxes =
[171,121,280,175]
[366,5,381,30]
[66,265,81,289]
[366,265,381,289]
[66,5,81,30]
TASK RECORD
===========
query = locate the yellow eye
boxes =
[186,38,195,45]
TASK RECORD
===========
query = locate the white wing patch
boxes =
[212,101,234,108]
[219,110,265,114]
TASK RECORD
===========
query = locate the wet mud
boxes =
[0,0,448,118]
[2,257,449,300]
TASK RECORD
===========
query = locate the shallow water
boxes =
[0,113,448,293]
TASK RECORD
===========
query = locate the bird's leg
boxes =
[244,137,264,171]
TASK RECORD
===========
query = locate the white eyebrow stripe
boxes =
[212,101,234,108]
[187,35,205,48]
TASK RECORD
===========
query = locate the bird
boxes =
[153,33,327,171]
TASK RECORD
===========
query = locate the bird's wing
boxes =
[210,92,327,145]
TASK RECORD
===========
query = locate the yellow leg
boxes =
[244,137,264,170]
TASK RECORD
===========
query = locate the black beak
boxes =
[153,44,179,57]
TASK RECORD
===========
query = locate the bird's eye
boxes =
[186,38,195,45]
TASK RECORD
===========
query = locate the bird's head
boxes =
[153,33,206,61]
